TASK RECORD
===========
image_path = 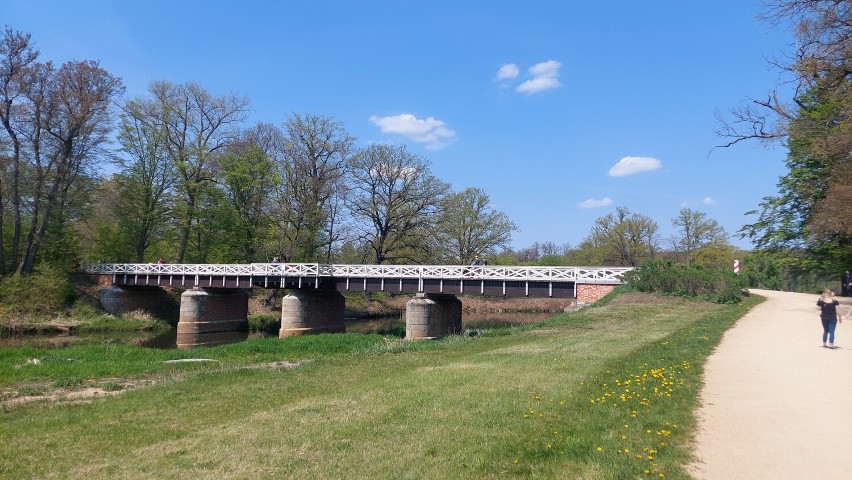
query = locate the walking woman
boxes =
[817,290,843,349]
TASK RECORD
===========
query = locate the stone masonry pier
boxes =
[279,289,346,337]
[405,294,463,340]
[177,288,249,348]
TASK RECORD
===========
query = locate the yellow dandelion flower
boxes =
[596,447,603,452]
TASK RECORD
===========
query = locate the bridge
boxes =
[85,263,632,347]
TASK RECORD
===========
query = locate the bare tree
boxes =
[271,113,354,262]
[715,1,852,149]
[348,144,449,264]
[15,60,123,273]
[0,27,38,273]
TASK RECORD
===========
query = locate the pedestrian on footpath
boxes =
[817,289,843,349]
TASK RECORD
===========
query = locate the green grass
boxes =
[0,292,762,479]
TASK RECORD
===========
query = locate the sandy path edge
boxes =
[688,289,852,479]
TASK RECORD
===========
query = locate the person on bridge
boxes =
[844,270,852,296]
[817,289,843,349]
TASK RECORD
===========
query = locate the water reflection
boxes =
[1,311,558,350]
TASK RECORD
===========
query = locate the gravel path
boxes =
[689,289,852,479]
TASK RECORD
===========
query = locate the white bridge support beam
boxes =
[279,289,346,337]
[177,288,249,348]
[405,293,462,340]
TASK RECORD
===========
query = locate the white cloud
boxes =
[608,156,662,177]
[578,197,613,209]
[702,197,716,205]
[496,63,519,80]
[368,113,457,150]
[516,60,562,94]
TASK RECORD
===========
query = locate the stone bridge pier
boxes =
[177,288,249,348]
[405,293,463,340]
[279,289,346,337]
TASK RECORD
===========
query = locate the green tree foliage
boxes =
[740,91,852,271]
[147,81,249,263]
[111,96,175,261]
[722,2,852,273]
[740,251,784,290]
[671,208,728,265]
[434,187,517,264]
[581,206,659,266]
[217,144,277,261]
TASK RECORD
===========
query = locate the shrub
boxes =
[623,259,744,303]
[248,314,280,334]
[0,264,76,315]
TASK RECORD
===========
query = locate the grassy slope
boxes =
[0,293,761,479]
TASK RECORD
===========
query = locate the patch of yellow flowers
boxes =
[589,359,691,477]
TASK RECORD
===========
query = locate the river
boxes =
[0,311,558,350]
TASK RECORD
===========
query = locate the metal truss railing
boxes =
[82,263,632,284]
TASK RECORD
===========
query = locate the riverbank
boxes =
[2,280,576,335]
[1,291,758,478]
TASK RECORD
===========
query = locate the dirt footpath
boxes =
[689,289,852,479]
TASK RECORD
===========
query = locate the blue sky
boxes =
[2,1,794,251]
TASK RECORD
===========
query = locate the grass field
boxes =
[0,291,761,479]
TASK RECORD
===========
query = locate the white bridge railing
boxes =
[83,263,632,284]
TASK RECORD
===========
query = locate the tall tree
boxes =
[113,97,175,261]
[434,187,517,264]
[15,59,123,273]
[0,27,38,273]
[740,89,852,269]
[348,144,449,264]
[272,113,354,262]
[583,206,659,266]
[671,208,728,264]
[217,143,277,261]
[718,1,852,266]
[149,81,249,263]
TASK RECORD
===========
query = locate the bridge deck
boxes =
[84,263,631,299]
